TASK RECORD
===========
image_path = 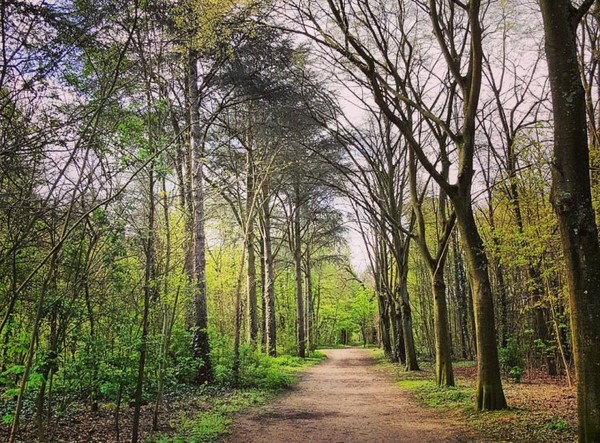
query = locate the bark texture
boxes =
[540,2,600,440]
[454,198,506,410]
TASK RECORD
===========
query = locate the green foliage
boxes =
[156,410,232,443]
[174,0,264,53]
[311,262,376,347]
[153,354,325,442]
[167,324,202,384]
[238,350,294,390]
[508,367,523,383]
[545,418,568,432]
[153,388,272,443]
[498,338,524,383]
[533,338,556,361]
[398,380,473,409]
[239,351,326,389]
[208,326,326,390]
[189,411,231,442]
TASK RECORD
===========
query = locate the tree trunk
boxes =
[9,251,59,443]
[466,276,477,358]
[131,67,160,441]
[246,222,258,343]
[83,280,99,413]
[492,243,508,349]
[132,158,155,443]
[391,299,406,366]
[35,308,58,442]
[246,150,258,343]
[153,306,170,431]
[305,247,313,352]
[540,2,600,439]
[398,281,419,370]
[432,272,454,386]
[408,147,453,384]
[452,234,473,360]
[189,51,212,384]
[315,267,322,348]
[453,235,472,360]
[454,198,506,410]
[375,241,393,359]
[377,292,392,359]
[263,200,277,356]
[232,251,244,384]
[153,178,176,431]
[530,265,557,376]
[260,238,267,350]
[392,230,419,370]
[294,182,306,358]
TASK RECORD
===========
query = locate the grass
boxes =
[160,410,232,443]
[152,351,327,443]
[154,390,266,443]
[373,349,577,443]
[451,360,477,368]
[397,379,472,409]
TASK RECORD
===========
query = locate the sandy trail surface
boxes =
[224,348,482,443]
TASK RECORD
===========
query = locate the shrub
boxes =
[508,366,523,383]
[499,337,524,383]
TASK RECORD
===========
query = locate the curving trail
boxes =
[224,348,483,443]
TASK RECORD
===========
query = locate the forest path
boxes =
[223,348,480,443]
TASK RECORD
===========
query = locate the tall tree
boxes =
[188,51,213,384]
[408,148,456,386]
[539,1,600,440]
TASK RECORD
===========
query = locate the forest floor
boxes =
[223,348,480,442]
[378,353,577,443]
[2,349,576,442]
[0,353,326,443]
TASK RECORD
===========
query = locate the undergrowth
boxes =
[397,379,472,409]
[153,351,326,443]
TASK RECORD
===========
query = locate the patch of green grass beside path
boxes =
[373,349,576,443]
[151,352,326,443]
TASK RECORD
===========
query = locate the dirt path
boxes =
[224,348,482,443]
